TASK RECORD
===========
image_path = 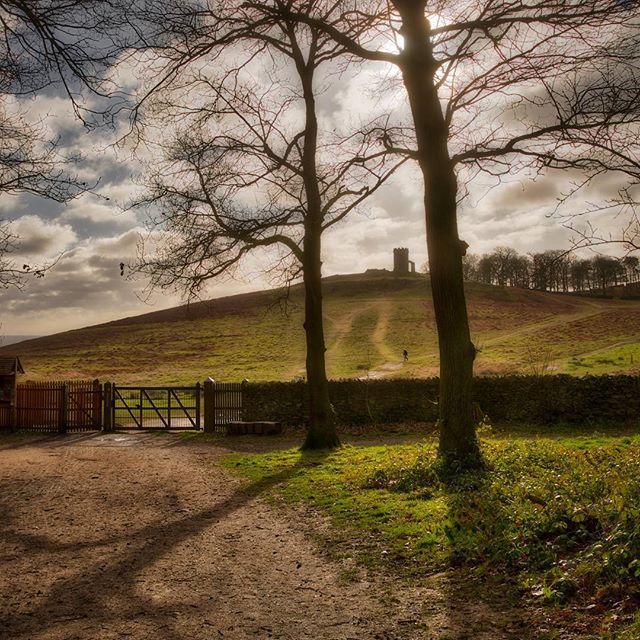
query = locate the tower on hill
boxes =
[393,248,416,275]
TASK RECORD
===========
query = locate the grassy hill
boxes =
[4,273,640,384]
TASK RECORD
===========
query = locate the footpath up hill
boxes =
[4,273,640,384]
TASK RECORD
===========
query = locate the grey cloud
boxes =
[58,197,139,239]
[11,215,76,256]
[0,193,65,222]
[0,228,163,333]
[316,85,344,119]
[492,179,561,209]
[325,206,426,275]
[461,200,572,255]
[374,181,423,220]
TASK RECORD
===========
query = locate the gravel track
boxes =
[0,433,522,639]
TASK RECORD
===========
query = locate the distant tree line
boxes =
[462,247,640,293]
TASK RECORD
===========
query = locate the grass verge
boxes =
[223,433,640,638]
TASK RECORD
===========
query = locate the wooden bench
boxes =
[225,421,282,436]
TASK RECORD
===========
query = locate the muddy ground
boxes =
[0,433,527,639]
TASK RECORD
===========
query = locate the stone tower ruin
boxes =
[393,248,416,275]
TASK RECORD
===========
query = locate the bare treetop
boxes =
[271,1,640,184]
[0,1,137,119]
[132,1,405,296]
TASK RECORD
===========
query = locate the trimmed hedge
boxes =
[243,375,640,427]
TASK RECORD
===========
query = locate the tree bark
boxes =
[297,53,340,450]
[394,0,479,462]
[301,221,339,450]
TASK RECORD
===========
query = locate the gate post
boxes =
[58,384,68,434]
[203,378,215,433]
[241,378,249,422]
[103,382,113,432]
[93,379,102,430]
[195,382,201,430]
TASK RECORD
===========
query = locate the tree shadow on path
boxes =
[1,442,331,640]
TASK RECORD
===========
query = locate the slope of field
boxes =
[4,273,640,384]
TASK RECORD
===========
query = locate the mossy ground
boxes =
[223,430,640,638]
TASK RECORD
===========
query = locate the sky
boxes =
[0,131,582,338]
[0,17,632,338]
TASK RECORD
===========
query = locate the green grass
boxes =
[563,343,640,375]
[5,273,640,384]
[224,433,640,637]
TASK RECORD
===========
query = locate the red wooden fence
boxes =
[0,380,102,432]
[0,405,11,428]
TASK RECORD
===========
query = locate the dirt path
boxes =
[356,300,409,380]
[0,433,523,640]
[366,300,615,379]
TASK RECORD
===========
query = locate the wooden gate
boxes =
[210,381,243,428]
[112,385,201,430]
[13,380,102,432]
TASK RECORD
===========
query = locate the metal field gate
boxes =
[112,385,201,430]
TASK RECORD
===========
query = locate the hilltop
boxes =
[4,272,640,384]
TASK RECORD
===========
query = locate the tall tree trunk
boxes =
[301,221,339,450]
[394,0,479,462]
[297,51,340,450]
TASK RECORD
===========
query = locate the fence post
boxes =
[58,384,68,434]
[241,379,249,422]
[93,379,102,430]
[203,378,215,433]
[103,382,113,433]
[195,382,201,430]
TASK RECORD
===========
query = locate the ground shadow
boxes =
[434,467,531,639]
[0,441,330,640]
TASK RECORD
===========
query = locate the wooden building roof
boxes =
[0,356,25,376]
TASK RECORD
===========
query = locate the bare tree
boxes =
[531,250,571,292]
[463,245,639,293]
[570,258,592,292]
[0,1,131,116]
[622,255,640,284]
[492,247,519,287]
[592,255,624,292]
[0,0,131,188]
[130,1,404,449]
[461,253,478,282]
[267,0,640,464]
[0,1,134,286]
[476,253,496,285]
[469,248,533,288]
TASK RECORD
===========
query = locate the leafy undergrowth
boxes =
[224,434,640,638]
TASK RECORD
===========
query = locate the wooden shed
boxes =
[0,357,24,426]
